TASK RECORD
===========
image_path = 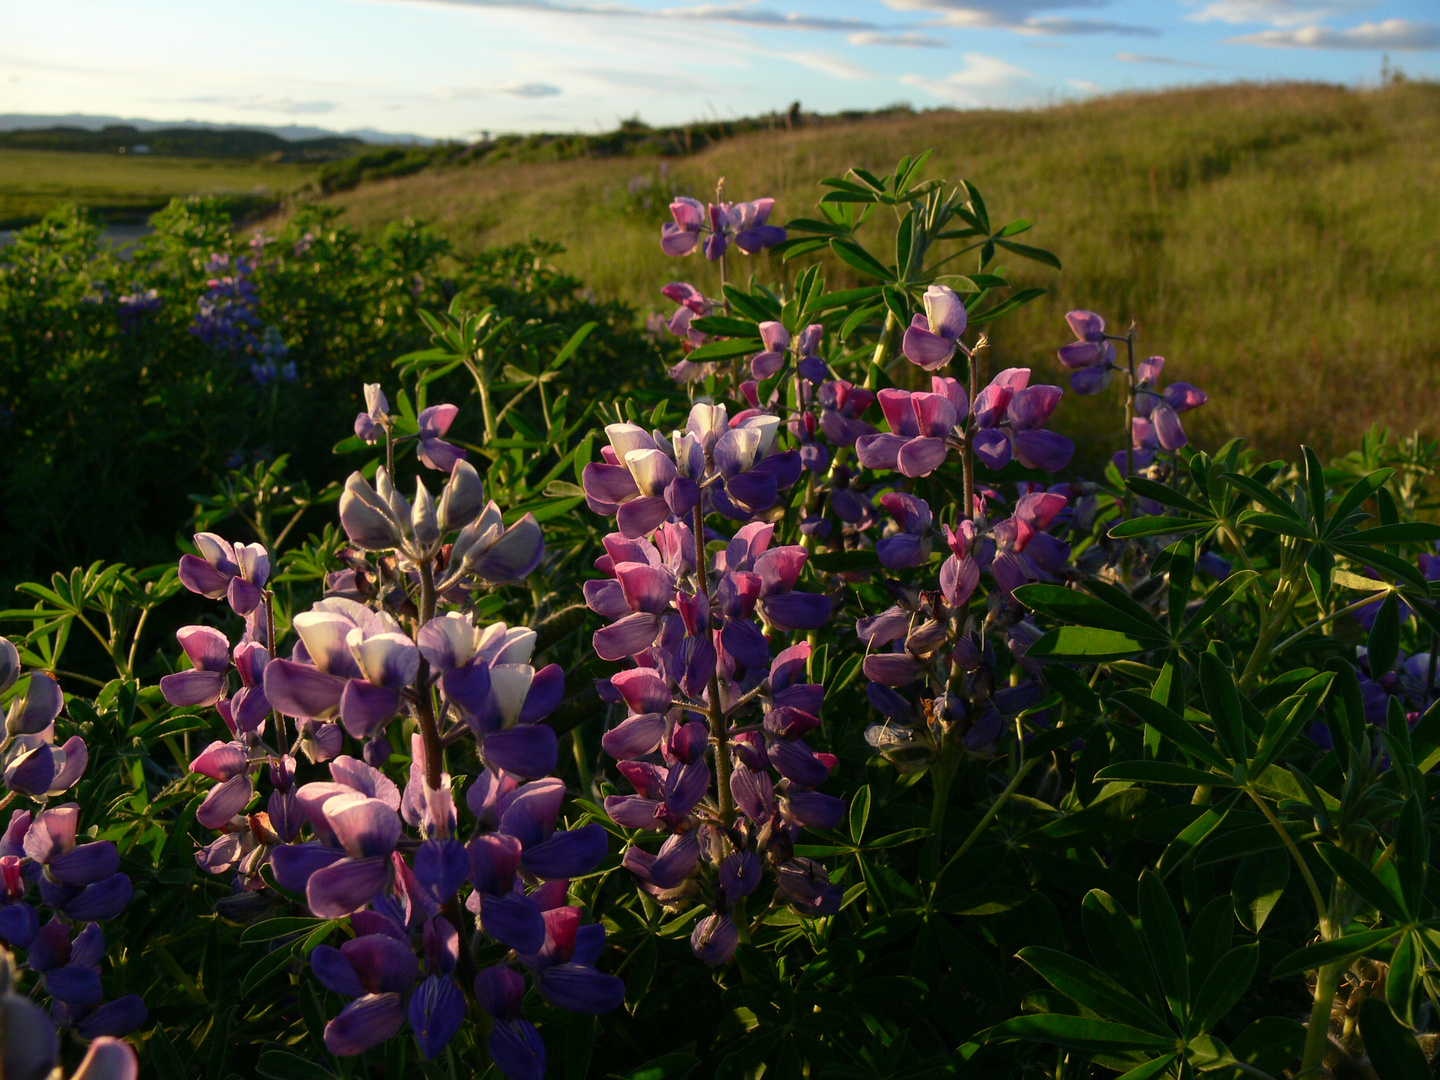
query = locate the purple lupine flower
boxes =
[1133,356,1206,451]
[940,520,981,608]
[902,285,969,370]
[177,533,270,618]
[875,493,933,570]
[856,383,963,478]
[661,197,784,260]
[3,667,62,738]
[354,383,390,444]
[416,404,466,473]
[817,380,877,447]
[1057,310,1118,394]
[989,491,1070,596]
[971,368,1074,474]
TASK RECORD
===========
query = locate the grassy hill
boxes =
[0,149,321,228]
[291,80,1440,465]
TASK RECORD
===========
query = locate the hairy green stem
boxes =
[866,310,901,390]
[694,499,735,824]
[415,559,444,791]
[932,755,1041,893]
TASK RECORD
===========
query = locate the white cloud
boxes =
[498,81,564,96]
[1115,51,1221,67]
[779,50,875,79]
[1186,0,1376,27]
[183,95,337,114]
[661,5,877,31]
[900,52,1033,105]
[1021,16,1159,35]
[848,30,949,46]
[1232,18,1440,49]
[1067,78,1101,92]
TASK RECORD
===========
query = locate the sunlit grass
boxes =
[299,80,1440,462]
[0,149,318,227]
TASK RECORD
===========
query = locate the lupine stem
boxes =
[1122,325,1137,518]
[415,559,444,791]
[693,499,735,823]
[931,755,1041,894]
[867,310,901,390]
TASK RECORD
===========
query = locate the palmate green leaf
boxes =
[690,315,761,337]
[1017,947,1171,1034]
[1027,626,1155,662]
[988,1014,1175,1052]
[1271,926,1400,978]
[1107,515,1211,539]
[1249,671,1333,775]
[1167,538,1196,636]
[1095,761,1239,787]
[1303,445,1328,533]
[1233,850,1290,933]
[1042,663,1102,714]
[1222,471,1300,519]
[684,337,763,363]
[1229,1017,1307,1076]
[841,302,885,341]
[622,1053,702,1080]
[1082,890,1164,1011]
[849,784,871,845]
[1359,998,1433,1080]
[1014,583,1169,639]
[1350,522,1440,544]
[966,287,1046,325]
[1198,651,1248,765]
[1127,476,1216,518]
[1323,466,1394,537]
[256,1051,336,1080]
[1368,592,1403,682]
[1112,1057,1178,1080]
[992,238,1061,269]
[1315,844,1410,923]
[723,284,781,322]
[1178,570,1260,641]
[1388,932,1420,1027]
[1332,540,1431,591]
[1396,796,1427,914]
[802,285,882,314]
[1137,871,1189,1022]
[1237,510,1314,539]
[1114,691,1230,772]
[1156,798,1236,879]
[829,238,893,281]
[809,549,882,573]
[1186,944,1258,1036]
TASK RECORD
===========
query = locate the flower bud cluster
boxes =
[661,197,785,261]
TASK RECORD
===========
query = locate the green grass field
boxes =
[0,148,319,227]
[294,80,1440,465]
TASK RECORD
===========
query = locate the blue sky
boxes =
[1,0,1436,138]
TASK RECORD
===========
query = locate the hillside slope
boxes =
[299,81,1440,461]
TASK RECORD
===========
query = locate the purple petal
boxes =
[478,891,546,954]
[470,515,545,582]
[475,965,527,1021]
[896,437,948,478]
[195,775,253,831]
[769,739,832,787]
[1012,429,1075,473]
[307,856,390,919]
[522,824,608,880]
[488,1019,546,1080]
[73,996,148,1040]
[1151,403,1188,451]
[482,725,558,779]
[863,653,924,687]
[263,659,345,720]
[342,933,419,994]
[269,842,346,893]
[971,428,1012,470]
[855,432,905,472]
[54,872,132,922]
[326,796,402,859]
[178,553,231,599]
[923,284,966,341]
[312,945,366,997]
[1008,385,1063,431]
[902,324,955,370]
[323,993,406,1056]
[787,791,846,830]
[616,496,672,539]
[691,913,739,965]
[759,591,832,632]
[1057,340,1104,368]
[409,975,465,1059]
[339,680,402,741]
[538,963,626,1014]
[68,1038,139,1080]
[592,612,660,662]
[1069,363,1113,395]
[723,471,779,514]
[600,713,665,760]
[159,669,228,709]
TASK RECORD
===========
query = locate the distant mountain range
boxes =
[0,113,435,145]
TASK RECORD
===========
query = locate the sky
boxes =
[1,0,1437,139]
